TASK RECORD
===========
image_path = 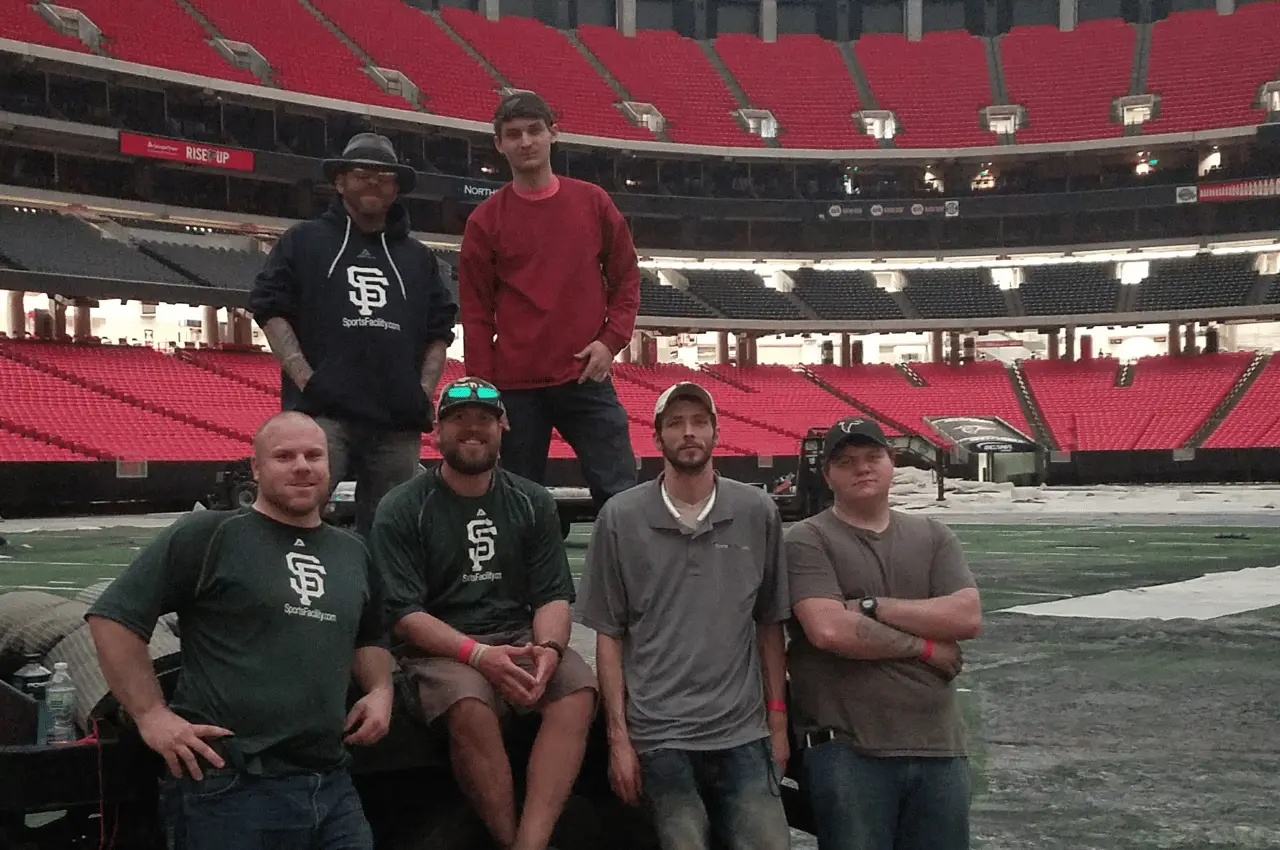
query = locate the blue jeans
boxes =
[499,377,637,510]
[158,769,373,850]
[803,741,970,850]
[314,416,422,538]
[638,737,791,850]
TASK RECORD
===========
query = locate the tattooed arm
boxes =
[793,597,927,660]
[419,339,448,398]
[793,598,963,678]
[262,317,314,390]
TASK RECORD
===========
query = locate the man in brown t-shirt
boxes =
[785,416,981,850]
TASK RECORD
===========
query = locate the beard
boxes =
[442,439,500,476]
[343,190,390,217]
[662,440,712,474]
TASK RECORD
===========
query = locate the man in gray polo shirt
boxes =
[786,416,979,850]
[575,381,791,850]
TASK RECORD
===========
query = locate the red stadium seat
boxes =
[3,6,1273,148]
[1023,353,1250,451]
[441,8,653,142]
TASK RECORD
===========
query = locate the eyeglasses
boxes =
[445,385,500,400]
[346,169,398,185]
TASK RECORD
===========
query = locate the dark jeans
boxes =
[158,769,372,850]
[499,377,637,509]
[638,737,791,850]
[803,741,970,850]
[314,416,422,538]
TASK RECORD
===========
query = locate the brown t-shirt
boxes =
[784,508,975,757]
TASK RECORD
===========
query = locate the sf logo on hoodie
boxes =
[347,266,390,316]
[344,266,403,331]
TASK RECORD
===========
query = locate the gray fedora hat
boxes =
[322,132,417,193]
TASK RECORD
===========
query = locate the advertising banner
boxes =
[925,416,1038,453]
[453,179,504,202]
[1196,178,1280,203]
[821,199,960,220]
[119,132,255,172]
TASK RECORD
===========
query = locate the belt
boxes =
[802,728,845,749]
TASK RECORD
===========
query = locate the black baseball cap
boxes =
[437,377,505,421]
[823,416,891,462]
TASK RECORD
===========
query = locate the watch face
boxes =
[860,598,876,613]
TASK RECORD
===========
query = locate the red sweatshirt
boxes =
[458,176,641,390]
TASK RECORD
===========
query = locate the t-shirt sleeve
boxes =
[85,512,220,640]
[355,541,390,649]
[367,487,428,628]
[754,499,791,624]
[524,489,576,609]
[573,508,628,637]
[784,520,845,604]
[928,521,976,597]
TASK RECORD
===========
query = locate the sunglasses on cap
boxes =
[445,385,500,400]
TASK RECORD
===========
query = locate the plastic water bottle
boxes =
[12,652,52,744]
[45,662,77,744]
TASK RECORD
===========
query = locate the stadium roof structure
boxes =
[3,184,1280,335]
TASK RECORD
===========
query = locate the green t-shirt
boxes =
[370,467,575,638]
[86,508,386,776]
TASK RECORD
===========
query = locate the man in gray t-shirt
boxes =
[576,381,791,850]
[786,417,980,850]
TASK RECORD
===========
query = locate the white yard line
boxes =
[997,565,1280,621]
[0,561,131,567]
[0,585,83,592]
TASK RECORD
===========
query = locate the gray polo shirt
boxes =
[575,474,791,754]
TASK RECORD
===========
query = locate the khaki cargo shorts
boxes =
[401,628,597,725]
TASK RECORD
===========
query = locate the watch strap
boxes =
[860,597,879,620]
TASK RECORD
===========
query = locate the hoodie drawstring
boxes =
[381,231,407,300]
[326,214,406,301]
[326,216,352,281]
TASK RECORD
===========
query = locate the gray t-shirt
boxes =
[784,508,975,757]
[575,475,791,753]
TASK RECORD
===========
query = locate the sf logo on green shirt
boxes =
[286,551,333,621]
[465,511,500,582]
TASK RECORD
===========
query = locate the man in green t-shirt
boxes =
[371,376,597,850]
[86,411,393,850]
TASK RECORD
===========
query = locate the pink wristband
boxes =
[767,699,787,713]
[457,638,477,665]
[920,639,935,662]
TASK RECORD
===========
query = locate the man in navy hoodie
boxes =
[250,133,458,538]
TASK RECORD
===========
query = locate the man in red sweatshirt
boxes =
[459,91,641,511]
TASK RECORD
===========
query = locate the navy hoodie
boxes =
[249,197,458,431]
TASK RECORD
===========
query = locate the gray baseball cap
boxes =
[653,381,717,427]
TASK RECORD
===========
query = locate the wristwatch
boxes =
[538,640,566,661]
[858,597,879,621]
